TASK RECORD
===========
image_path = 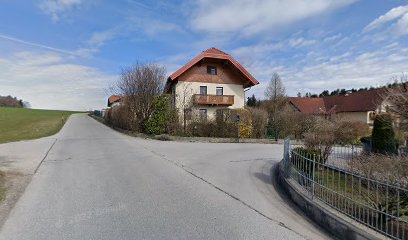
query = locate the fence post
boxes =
[283,138,290,177]
[351,144,354,160]
[312,154,316,200]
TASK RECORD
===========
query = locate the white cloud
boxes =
[364,5,408,36]
[0,51,116,111]
[190,0,357,35]
[393,12,408,35]
[244,46,408,99]
[87,29,118,47]
[231,36,317,66]
[38,0,82,22]
[323,33,342,42]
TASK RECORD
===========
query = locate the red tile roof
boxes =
[168,48,259,87]
[323,89,383,112]
[107,95,121,107]
[289,89,384,114]
[289,97,326,114]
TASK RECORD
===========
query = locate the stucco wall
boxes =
[174,81,244,120]
[337,112,368,123]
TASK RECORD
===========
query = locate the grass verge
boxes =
[0,107,81,143]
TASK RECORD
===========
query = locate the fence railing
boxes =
[282,139,408,240]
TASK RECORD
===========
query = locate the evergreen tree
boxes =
[247,94,258,107]
[371,114,397,154]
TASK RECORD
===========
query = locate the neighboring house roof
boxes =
[289,89,384,114]
[107,95,121,107]
[289,97,327,114]
[323,89,383,112]
[167,47,259,87]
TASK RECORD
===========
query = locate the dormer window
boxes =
[207,66,217,75]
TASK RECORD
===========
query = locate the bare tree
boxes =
[175,82,193,134]
[115,63,166,132]
[385,73,408,129]
[265,72,285,101]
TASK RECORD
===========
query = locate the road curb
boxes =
[276,160,384,240]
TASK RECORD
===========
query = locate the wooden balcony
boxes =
[193,94,234,106]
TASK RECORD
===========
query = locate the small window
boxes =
[199,109,207,121]
[207,66,217,75]
[200,86,207,95]
[216,87,223,96]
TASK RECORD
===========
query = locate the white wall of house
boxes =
[174,81,245,120]
[337,112,368,124]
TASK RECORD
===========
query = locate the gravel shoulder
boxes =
[0,130,59,226]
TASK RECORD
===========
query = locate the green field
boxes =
[0,107,81,143]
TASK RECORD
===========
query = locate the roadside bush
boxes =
[372,114,397,154]
[303,118,337,163]
[166,108,181,135]
[214,109,238,138]
[351,154,408,188]
[104,108,112,125]
[249,108,268,138]
[335,121,370,144]
[111,105,131,130]
[233,108,252,138]
[145,95,171,135]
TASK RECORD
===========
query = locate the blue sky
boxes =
[0,0,407,110]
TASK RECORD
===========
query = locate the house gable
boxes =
[177,61,248,85]
[165,48,258,93]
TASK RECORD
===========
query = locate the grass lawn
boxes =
[0,107,81,144]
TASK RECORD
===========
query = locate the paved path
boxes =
[0,114,330,240]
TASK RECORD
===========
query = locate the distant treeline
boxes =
[299,81,405,98]
[0,95,30,108]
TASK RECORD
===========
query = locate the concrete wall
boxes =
[277,162,384,240]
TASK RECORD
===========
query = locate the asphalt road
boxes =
[0,114,330,240]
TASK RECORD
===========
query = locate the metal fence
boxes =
[282,139,408,240]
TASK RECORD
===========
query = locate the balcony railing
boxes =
[193,94,234,106]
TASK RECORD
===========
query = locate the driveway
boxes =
[0,114,330,240]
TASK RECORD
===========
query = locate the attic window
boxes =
[207,66,217,75]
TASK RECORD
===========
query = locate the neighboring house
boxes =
[289,89,389,126]
[164,47,259,121]
[107,95,121,108]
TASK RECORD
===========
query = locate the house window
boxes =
[200,86,207,95]
[207,66,217,75]
[216,87,223,96]
[199,109,207,121]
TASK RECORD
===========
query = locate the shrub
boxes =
[351,154,408,188]
[104,108,112,125]
[145,95,171,135]
[111,105,131,130]
[214,109,237,138]
[372,114,397,154]
[335,121,370,144]
[234,108,252,138]
[166,108,181,136]
[303,118,336,163]
[249,108,268,138]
